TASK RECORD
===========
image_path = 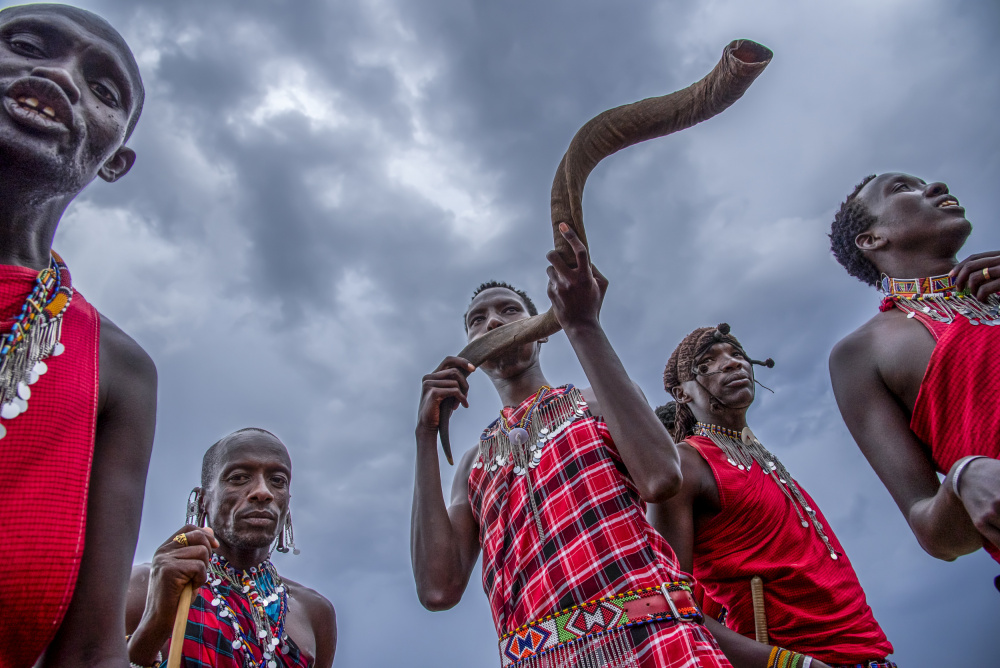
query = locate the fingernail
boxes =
[468,364,476,371]
[559,223,569,233]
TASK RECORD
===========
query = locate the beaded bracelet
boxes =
[767,646,810,668]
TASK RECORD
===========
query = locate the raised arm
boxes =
[829,334,985,560]
[410,357,481,610]
[39,318,157,668]
[546,224,681,502]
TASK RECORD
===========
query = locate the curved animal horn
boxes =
[438,39,773,464]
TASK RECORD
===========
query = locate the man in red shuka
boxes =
[652,323,894,668]
[0,5,156,667]
[828,173,1000,580]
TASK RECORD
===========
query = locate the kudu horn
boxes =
[439,39,773,464]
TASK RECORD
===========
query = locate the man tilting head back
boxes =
[652,324,894,668]
[126,428,337,668]
[829,173,1000,575]
[0,5,155,666]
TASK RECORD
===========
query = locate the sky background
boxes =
[6,0,999,665]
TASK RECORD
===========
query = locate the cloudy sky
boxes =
[9,0,999,665]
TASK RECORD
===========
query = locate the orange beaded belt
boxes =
[499,583,703,667]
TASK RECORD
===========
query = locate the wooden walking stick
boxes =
[750,576,768,644]
[166,583,194,668]
[436,39,773,464]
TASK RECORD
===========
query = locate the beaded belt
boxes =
[498,583,702,667]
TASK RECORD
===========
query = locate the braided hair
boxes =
[661,323,773,442]
[829,174,880,287]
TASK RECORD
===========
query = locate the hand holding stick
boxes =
[166,583,193,668]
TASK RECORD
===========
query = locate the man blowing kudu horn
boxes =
[828,173,1000,582]
[651,324,894,668]
[413,224,740,668]
[0,5,157,667]
[126,428,337,668]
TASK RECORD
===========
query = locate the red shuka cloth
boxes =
[170,585,312,668]
[686,435,893,664]
[906,310,1000,563]
[0,263,99,668]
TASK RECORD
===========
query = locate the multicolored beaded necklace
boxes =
[879,273,1000,325]
[695,422,838,560]
[475,385,590,536]
[0,253,72,440]
[207,554,290,668]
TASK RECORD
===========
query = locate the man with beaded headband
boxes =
[126,428,337,668]
[413,224,750,668]
[651,324,894,668]
[828,173,1000,577]
[0,4,158,667]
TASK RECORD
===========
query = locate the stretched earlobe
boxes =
[185,487,204,526]
[98,146,136,183]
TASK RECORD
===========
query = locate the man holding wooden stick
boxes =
[651,324,894,668]
[126,428,337,668]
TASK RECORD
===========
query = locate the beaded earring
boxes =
[275,512,300,555]
[185,487,203,526]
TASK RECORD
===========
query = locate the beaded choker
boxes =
[880,273,1000,326]
[207,555,290,668]
[695,422,838,560]
[0,253,72,440]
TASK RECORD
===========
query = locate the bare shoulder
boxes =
[450,444,479,506]
[99,313,156,387]
[283,576,336,624]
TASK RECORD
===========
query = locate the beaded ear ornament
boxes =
[0,253,72,440]
[879,273,1000,325]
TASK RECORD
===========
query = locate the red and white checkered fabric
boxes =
[469,386,729,666]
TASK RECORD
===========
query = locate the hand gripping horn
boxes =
[438,39,773,464]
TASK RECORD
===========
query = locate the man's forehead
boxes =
[859,172,924,202]
[0,6,141,82]
[217,434,292,470]
[469,287,525,310]
[697,341,742,359]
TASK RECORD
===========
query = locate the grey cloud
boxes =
[10,0,998,664]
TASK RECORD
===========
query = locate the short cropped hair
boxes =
[464,281,538,332]
[829,175,880,287]
[201,427,280,488]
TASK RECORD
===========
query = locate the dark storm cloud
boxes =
[8,0,997,664]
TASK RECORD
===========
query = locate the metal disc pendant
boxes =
[726,458,737,467]
[906,312,916,318]
[0,423,6,440]
[801,521,809,527]
[509,427,529,447]
[737,464,745,471]
[740,427,757,446]
[830,552,838,560]
[1,402,20,419]
[17,382,30,400]
[33,360,47,375]
[53,342,65,356]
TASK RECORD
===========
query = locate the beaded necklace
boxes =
[880,273,1000,326]
[695,422,838,560]
[0,253,72,440]
[207,554,290,668]
[475,385,589,536]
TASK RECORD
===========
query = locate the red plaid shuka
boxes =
[0,262,99,668]
[469,386,731,667]
[169,584,311,668]
[901,306,1000,562]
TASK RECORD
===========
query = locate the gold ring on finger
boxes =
[984,267,991,281]
[172,533,189,547]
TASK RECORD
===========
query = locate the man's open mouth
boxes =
[937,196,961,209]
[2,77,73,133]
